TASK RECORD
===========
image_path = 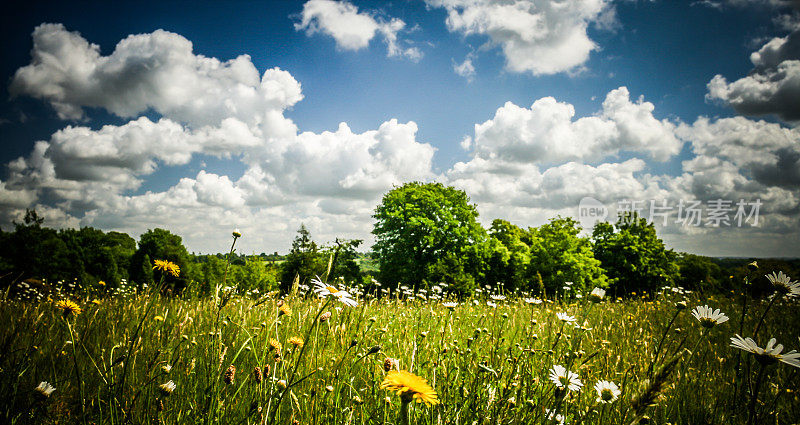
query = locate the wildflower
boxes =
[730,335,800,367]
[747,261,758,271]
[312,278,358,307]
[523,297,543,305]
[161,364,172,373]
[91,299,101,305]
[277,379,287,390]
[320,311,332,323]
[490,294,506,301]
[384,357,400,372]
[765,271,800,298]
[548,365,583,392]
[159,380,177,396]
[588,287,606,303]
[594,380,621,403]
[269,338,282,353]
[278,303,292,317]
[325,385,334,392]
[487,301,497,309]
[153,259,180,277]
[98,280,106,286]
[34,381,56,398]
[556,312,576,323]
[288,336,304,348]
[380,370,439,406]
[224,365,236,385]
[545,408,565,425]
[442,301,458,310]
[691,305,729,328]
[55,299,82,317]
[232,228,242,238]
[154,315,165,322]
[253,366,263,384]
[675,301,687,310]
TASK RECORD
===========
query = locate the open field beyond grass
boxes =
[1,285,799,424]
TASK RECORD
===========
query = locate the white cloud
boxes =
[295,0,422,60]
[426,0,611,75]
[9,24,303,127]
[468,87,681,164]
[706,27,800,122]
[453,53,476,81]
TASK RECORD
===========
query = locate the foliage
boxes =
[592,212,679,295]
[372,182,486,294]
[675,253,725,291]
[130,228,194,291]
[279,224,326,291]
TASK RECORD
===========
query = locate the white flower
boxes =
[588,287,606,302]
[765,271,800,298]
[523,297,543,305]
[556,312,576,323]
[691,305,729,328]
[545,409,565,425]
[487,301,497,309]
[594,380,620,403]
[312,277,358,307]
[730,335,800,367]
[161,364,172,373]
[548,364,583,392]
[35,381,56,398]
[159,380,177,396]
[490,294,506,301]
[442,301,458,310]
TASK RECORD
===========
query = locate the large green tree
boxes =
[372,182,486,293]
[280,224,325,291]
[528,217,608,296]
[592,212,678,295]
[130,228,193,289]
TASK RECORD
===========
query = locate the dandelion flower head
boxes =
[380,370,439,406]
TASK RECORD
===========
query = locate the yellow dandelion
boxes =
[91,299,101,305]
[288,336,304,348]
[380,370,439,406]
[269,338,282,352]
[278,303,292,317]
[153,259,180,277]
[154,315,165,322]
[55,299,82,317]
[98,280,106,286]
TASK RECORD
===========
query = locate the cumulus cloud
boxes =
[426,0,611,75]
[468,87,681,164]
[453,53,476,81]
[295,0,422,60]
[1,24,437,251]
[9,24,303,127]
[706,27,800,122]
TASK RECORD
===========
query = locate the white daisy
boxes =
[594,380,620,403]
[765,271,800,298]
[159,380,177,396]
[588,287,606,302]
[490,294,506,301]
[523,297,543,305]
[730,335,800,367]
[442,301,458,310]
[556,312,576,323]
[545,408,565,424]
[548,364,583,392]
[34,381,56,398]
[312,277,358,307]
[691,305,729,328]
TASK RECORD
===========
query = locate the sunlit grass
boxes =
[1,286,798,424]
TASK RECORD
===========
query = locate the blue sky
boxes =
[1,0,799,256]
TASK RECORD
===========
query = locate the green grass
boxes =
[1,288,798,424]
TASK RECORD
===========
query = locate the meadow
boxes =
[1,271,799,425]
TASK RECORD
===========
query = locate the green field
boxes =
[2,282,798,424]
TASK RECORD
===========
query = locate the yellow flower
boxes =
[98,280,106,286]
[55,299,82,317]
[153,259,180,277]
[278,303,292,317]
[288,336,304,347]
[91,299,101,305]
[269,338,282,352]
[380,370,439,406]
[154,315,165,322]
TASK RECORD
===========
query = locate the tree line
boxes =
[1,184,798,298]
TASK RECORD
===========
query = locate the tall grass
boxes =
[1,284,798,424]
